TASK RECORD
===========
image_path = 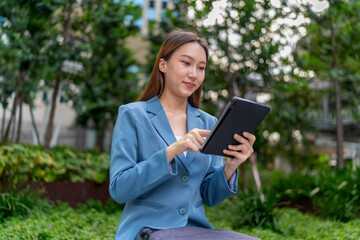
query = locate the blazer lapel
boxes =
[186,102,204,164]
[146,96,188,169]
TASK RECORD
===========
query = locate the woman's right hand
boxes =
[166,128,210,163]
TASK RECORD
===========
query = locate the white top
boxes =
[175,136,187,157]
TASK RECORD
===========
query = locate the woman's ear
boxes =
[158,58,167,73]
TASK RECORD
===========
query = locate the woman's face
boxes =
[159,42,207,99]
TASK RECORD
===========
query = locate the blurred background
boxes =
[0,0,360,239]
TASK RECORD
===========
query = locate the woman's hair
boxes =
[137,29,209,108]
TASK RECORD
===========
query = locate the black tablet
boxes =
[200,96,271,157]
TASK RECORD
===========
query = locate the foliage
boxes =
[295,0,360,121]
[0,198,123,239]
[229,188,280,231]
[145,0,325,172]
[237,208,360,240]
[0,144,110,190]
[271,170,316,203]
[263,78,320,171]
[270,166,360,221]
[0,0,64,144]
[1,194,360,239]
[71,0,141,151]
[294,0,360,168]
[311,166,360,221]
[0,188,40,221]
[0,0,142,150]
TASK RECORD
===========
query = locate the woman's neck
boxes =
[159,93,187,114]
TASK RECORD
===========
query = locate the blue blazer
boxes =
[109,96,238,240]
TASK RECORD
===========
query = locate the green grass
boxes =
[0,200,122,240]
[1,198,360,240]
[206,205,360,240]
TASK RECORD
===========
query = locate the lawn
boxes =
[1,198,359,240]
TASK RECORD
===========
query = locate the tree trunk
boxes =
[240,164,246,188]
[95,130,105,152]
[29,101,41,145]
[250,153,265,202]
[40,92,51,144]
[1,105,6,138]
[334,80,344,169]
[290,140,296,173]
[10,97,17,145]
[50,103,65,147]
[2,92,18,145]
[44,71,61,151]
[330,17,344,169]
[16,98,23,143]
[16,71,25,143]
[44,2,73,151]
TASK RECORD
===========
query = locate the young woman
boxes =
[109,29,260,240]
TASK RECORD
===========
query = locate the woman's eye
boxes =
[182,61,190,66]
[199,66,205,70]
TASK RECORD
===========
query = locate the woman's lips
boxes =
[184,82,195,88]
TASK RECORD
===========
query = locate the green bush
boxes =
[0,191,35,221]
[270,170,315,210]
[0,144,110,190]
[269,166,360,222]
[206,188,280,231]
[230,188,280,231]
[311,166,360,221]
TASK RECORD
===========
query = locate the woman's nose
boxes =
[188,67,197,79]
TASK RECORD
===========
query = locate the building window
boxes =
[149,0,155,8]
[149,0,168,9]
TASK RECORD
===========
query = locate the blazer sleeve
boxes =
[109,106,176,204]
[200,116,238,207]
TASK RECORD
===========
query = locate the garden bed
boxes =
[41,181,110,207]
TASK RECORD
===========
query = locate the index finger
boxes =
[196,129,211,137]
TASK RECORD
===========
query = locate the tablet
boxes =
[200,96,271,157]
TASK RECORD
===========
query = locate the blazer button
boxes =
[179,208,186,215]
[181,175,189,183]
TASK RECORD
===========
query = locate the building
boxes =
[131,0,175,35]
[310,81,360,168]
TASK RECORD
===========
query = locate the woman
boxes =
[109,29,260,240]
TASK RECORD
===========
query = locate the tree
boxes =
[0,0,63,145]
[43,0,79,151]
[72,0,141,152]
[295,0,360,169]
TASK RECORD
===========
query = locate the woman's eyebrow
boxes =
[180,54,206,65]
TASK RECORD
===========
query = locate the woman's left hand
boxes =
[223,132,256,181]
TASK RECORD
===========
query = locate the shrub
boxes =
[269,166,360,222]
[0,144,110,191]
[271,170,315,203]
[229,188,280,231]
[0,187,44,221]
[311,166,360,221]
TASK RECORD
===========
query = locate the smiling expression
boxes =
[159,42,207,100]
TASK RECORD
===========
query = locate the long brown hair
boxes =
[137,29,209,108]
